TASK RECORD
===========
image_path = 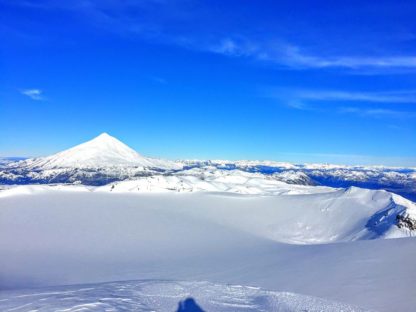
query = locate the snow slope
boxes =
[0,280,371,312]
[180,160,416,201]
[14,133,178,169]
[1,187,416,311]
[97,168,331,195]
[94,169,416,242]
[1,180,415,245]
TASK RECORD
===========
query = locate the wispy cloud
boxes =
[20,89,44,100]
[7,1,416,72]
[268,89,416,105]
[294,90,416,103]
[207,39,416,71]
[266,88,416,118]
[278,45,416,70]
[339,107,416,118]
[207,38,261,58]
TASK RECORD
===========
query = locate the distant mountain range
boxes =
[183,160,416,202]
[1,133,415,201]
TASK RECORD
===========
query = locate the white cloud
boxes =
[339,107,416,118]
[295,90,416,103]
[21,89,44,100]
[278,45,416,70]
[204,39,416,71]
[9,1,416,72]
[265,88,416,118]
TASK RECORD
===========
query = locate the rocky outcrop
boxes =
[396,213,416,231]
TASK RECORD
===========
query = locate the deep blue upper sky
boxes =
[1,0,416,166]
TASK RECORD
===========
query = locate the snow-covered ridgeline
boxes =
[181,160,416,200]
[94,168,321,195]
[1,133,415,203]
[180,158,416,171]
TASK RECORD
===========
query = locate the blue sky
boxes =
[1,0,416,166]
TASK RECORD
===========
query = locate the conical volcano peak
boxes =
[15,133,180,170]
[20,133,155,169]
[80,132,137,152]
[92,132,115,142]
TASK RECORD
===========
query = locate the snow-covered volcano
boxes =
[15,133,178,170]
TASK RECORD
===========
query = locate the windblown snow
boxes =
[1,133,416,311]
[0,280,370,312]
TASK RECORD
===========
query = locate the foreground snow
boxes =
[1,187,416,311]
[1,178,415,243]
[0,280,370,312]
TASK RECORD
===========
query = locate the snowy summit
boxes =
[17,133,175,169]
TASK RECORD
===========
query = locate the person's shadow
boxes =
[176,297,205,312]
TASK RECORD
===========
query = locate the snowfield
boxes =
[1,179,415,245]
[96,168,332,196]
[1,185,416,311]
[0,280,371,312]
[1,133,416,311]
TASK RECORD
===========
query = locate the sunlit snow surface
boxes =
[0,280,369,312]
[1,134,416,311]
[12,133,179,170]
[1,133,415,202]
[1,187,416,311]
